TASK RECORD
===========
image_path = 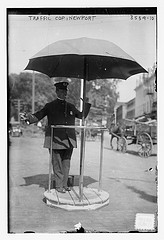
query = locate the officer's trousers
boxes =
[51,148,73,188]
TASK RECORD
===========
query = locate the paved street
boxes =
[9,130,157,233]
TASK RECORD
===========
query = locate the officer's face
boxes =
[56,89,67,100]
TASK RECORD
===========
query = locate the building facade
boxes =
[135,67,157,119]
[115,64,157,123]
[116,103,127,123]
[126,98,135,119]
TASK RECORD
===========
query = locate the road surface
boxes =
[8,130,157,233]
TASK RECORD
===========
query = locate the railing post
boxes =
[98,130,104,191]
[79,128,86,201]
[48,126,53,192]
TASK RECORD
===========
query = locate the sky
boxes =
[8,12,156,102]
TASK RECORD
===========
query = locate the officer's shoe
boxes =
[56,187,66,193]
[64,186,71,191]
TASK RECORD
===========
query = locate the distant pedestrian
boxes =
[109,122,122,150]
[20,81,91,193]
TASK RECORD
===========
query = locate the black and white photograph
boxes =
[4,3,159,237]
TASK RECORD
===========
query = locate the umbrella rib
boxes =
[111,57,125,79]
[50,56,63,77]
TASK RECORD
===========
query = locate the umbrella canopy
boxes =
[25,37,147,80]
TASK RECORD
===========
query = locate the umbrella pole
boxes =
[79,79,84,126]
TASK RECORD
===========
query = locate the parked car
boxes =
[9,122,23,137]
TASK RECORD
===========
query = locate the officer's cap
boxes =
[54,81,69,90]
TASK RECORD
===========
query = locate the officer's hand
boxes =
[19,113,29,124]
[80,97,89,103]
[19,113,30,125]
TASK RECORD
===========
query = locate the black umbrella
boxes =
[25,37,147,80]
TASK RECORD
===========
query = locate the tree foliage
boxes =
[8,72,120,123]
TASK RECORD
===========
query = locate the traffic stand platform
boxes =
[44,186,109,211]
[44,125,109,210]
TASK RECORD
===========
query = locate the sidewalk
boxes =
[9,131,157,233]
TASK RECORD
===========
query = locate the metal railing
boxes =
[48,125,107,201]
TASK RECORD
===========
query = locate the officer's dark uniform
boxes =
[25,82,91,192]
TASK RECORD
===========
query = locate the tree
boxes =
[8,72,120,124]
[87,79,120,116]
[9,72,55,110]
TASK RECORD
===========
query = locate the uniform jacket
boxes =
[27,98,91,149]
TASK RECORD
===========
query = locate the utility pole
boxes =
[17,99,21,122]
[32,71,35,113]
[32,71,35,134]
[12,99,21,122]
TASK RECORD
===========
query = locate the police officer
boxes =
[20,81,91,193]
